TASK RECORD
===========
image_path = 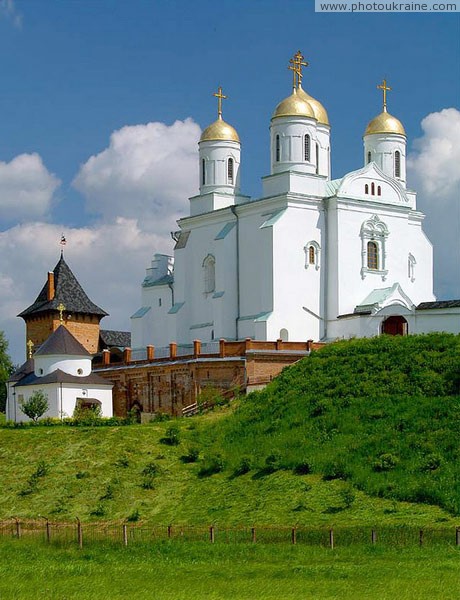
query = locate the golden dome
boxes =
[200,116,240,143]
[272,88,316,120]
[296,85,330,126]
[365,109,406,136]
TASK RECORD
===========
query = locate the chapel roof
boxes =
[18,254,108,319]
[34,325,91,357]
[99,329,131,348]
[14,368,111,388]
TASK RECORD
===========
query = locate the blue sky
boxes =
[0,0,459,363]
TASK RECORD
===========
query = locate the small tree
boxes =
[20,390,49,422]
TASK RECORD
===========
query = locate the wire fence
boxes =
[1,520,459,549]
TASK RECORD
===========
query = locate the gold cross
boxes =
[213,86,227,119]
[377,78,391,111]
[57,302,66,323]
[289,50,309,88]
[27,339,34,359]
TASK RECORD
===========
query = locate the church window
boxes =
[275,135,280,162]
[279,328,289,342]
[360,215,389,280]
[304,135,311,161]
[201,159,206,185]
[227,158,234,184]
[408,253,416,282]
[316,143,319,174]
[203,254,216,294]
[365,184,369,194]
[367,241,379,270]
[304,241,320,270]
[395,151,401,178]
[371,182,375,195]
[367,151,371,164]
[77,368,83,375]
[377,185,381,196]
[158,298,162,307]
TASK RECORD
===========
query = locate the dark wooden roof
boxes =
[34,325,91,357]
[15,368,112,387]
[99,330,131,349]
[8,359,34,383]
[416,300,460,310]
[18,255,108,319]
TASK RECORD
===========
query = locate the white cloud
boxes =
[0,0,22,28]
[0,153,60,225]
[0,219,172,365]
[73,119,201,232]
[407,108,460,299]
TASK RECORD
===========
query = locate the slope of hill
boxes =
[0,333,458,524]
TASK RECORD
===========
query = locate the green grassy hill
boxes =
[0,333,459,525]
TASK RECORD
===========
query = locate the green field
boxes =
[0,539,459,600]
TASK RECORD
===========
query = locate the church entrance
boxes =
[381,315,408,336]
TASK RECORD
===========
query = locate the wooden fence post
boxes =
[251,527,256,543]
[167,525,172,539]
[123,524,128,547]
[456,527,460,547]
[46,519,51,543]
[329,528,334,550]
[210,526,215,543]
[291,527,297,545]
[419,529,424,547]
[371,529,377,545]
[76,518,83,549]
[15,518,21,539]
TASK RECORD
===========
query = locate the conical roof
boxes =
[18,255,108,319]
[34,325,90,357]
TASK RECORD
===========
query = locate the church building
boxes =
[131,51,459,351]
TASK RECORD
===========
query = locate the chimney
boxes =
[47,272,55,301]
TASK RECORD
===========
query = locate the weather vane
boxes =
[213,86,227,119]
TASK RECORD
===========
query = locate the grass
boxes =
[0,539,459,599]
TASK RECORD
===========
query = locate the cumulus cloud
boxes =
[407,108,460,299]
[73,119,200,232]
[0,0,22,28]
[0,153,60,225]
[0,219,172,364]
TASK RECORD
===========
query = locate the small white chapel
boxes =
[131,51,460,351]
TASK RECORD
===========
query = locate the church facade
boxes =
[131,52,458,351]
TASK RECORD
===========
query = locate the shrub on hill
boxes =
[200,334,460,515]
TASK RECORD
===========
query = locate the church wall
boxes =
[268,202,324,341]
[25,315,101,356]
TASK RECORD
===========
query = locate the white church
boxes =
[131,51,459,350]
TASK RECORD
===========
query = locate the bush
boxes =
[19,390,49,422]
[141,462,159,477]
[373,453,399,472]
[198,454,225,477]
[233,456,252,476]
[322,460,349,481]
[73,403,102,425]
[126,508,140,522]
[160,425,180,446]
[293,460,313,475]
[180,447,200,463]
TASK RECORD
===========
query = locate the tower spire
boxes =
[377,78,392,112]
[60,233,66,257]
[213,86,227,120]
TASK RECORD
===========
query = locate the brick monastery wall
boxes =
[94,339,325,418]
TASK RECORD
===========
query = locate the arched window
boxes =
[367,241,379,270]
[203,255,215,294]
[371,182,375,195]
[201,159,206,186]
[316,143,319,174]
[279,328,289,342]
[275,135,280,162]
[377,185,381,196]
[227,158,234,184]
[367,151,371,164]
[365,184,369,195]
[304,134,311,161]
[304,241,321,270]
[395,151,401,178]
[408,253,416,282]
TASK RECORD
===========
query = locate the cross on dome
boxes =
[377,78,392,112]
[213,86,227,119]
[288,50,309,89]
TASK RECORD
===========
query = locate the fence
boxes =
[1,520,459,549]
